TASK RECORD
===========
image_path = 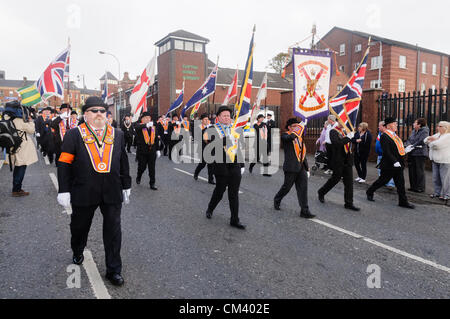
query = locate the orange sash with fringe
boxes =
[78,123,115,173]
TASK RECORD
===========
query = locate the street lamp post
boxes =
[99,51,121,120]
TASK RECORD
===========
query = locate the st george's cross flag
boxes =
[36,46,71,100]
[329,47,369,132]
[250,72,267,124]
[222,68,238,106]
[130,55,156,122]
[180,65,218,118]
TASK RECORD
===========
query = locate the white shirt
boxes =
[325,123,338,144]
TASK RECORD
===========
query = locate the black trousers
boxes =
[325,144,333,170]
[162,134,170,156]
[354,153,369,180]
[194,161,214,181]
[71,203,122,275]
[274,169,309,210]
[125,137,133,153]
[408,155,426,191]
[367,168,409,205]
[137,152,156,185]
[318,164,354,205]
[208,169,242,224]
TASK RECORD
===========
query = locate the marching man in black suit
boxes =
[249,114,271,177]
[134,112,161,190]
[317,120,360,211]
[57,96,131,286]
[274,118,315,219]
[194,113,215,184]
[204,106,246,230]
[366,117,415,209]
[51,103,72,166]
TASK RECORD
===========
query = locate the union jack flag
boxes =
[36,46,70,100]
[329,47,369,132]
[233,26,255,130]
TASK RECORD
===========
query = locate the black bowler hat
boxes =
[285,118,301,130]
[384,117,398,126]
[82,96,107,113]
[257,114,265,120]
[216,106,233,116]
[141,112,152,118]
[71,111,78,116]
[60,103,72,111]
[200,113,208,120]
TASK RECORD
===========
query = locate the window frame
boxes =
[398,79,406,93]
[339,43,346,56]
[399,55,407,69]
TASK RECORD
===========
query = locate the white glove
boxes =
[307,171,311,179]
[57,192,71,208]
[176,121,181,125]
[241,168,245,175]
[405,145,414,154]
[346,132,355,139]
[123,189,131,205]
[146,122,152,128]
[156,151,161,158]
[394,162,401,168]
[60,112,69,120]
[35,133,41,137]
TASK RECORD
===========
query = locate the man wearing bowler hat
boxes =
[57,96,132,286]
[366,117,415,209]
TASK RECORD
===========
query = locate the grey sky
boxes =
[1,0,449,90]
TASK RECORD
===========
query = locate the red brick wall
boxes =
[157,50,172,116]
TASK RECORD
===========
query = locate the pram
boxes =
[311,149,328,175]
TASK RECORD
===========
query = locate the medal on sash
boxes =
[78,123,114,173]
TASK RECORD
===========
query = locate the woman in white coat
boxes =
[424,121,450,205]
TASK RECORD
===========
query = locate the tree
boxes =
[267,52,291,74]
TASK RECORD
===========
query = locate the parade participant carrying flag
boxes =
[250,72,267,124]
[36,46,71,100]
[329,43,370,133]
[166,81,185,116]
[222,67,238,106]
[180,64,218,118]
[130,55,156,122]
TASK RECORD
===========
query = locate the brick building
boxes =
[317,27,449,94]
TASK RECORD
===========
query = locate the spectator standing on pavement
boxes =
[56,96,131,286]
[4,101,38,197]
[424,121,450,205]
[405,118,429,193]
[352,122,372,184]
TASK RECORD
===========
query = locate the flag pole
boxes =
[210,56,219,115]
[67,37,71,108]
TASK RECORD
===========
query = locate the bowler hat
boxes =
[285,118,301,130]
[216,106,233,116]
[60,103,72,111]
[141,112,152,118]
[200,113,209,120]
[384,117,398,126]
[82,96,107,113]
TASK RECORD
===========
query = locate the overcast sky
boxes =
[1,0,449,90]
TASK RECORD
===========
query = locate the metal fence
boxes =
[378,89,449,141]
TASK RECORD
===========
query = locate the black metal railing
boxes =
[377,89,449,141]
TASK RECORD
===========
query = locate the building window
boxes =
[398,79,406,93]
[0,90,4,97]
[339,65,345,72]
[184,41,194,51]
[370,80,382,89]
[371,56,383,70]
[421,83,426,93]
[174,40,184,50]
[355,44,362,53]
[431,85,436,92]
[337,85,343,92]
[339,44,346,56]
[399,56,407,69]
[422,62,427,74]
[194,43,203,53]
[9,90,13,96]
[445,66,449,76]
[432,64,437,76]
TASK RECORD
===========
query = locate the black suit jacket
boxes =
[57,127,131,207]
[329,129,353,168]
[281,133,309,173]
[51,116,69,147]
[379,133,405,170]
[120,122,134,141]
[352,130,372,159]
[134,124,161,155]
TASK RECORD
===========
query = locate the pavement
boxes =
[0,140,449,299]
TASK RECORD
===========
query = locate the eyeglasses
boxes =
[87,108,107,114]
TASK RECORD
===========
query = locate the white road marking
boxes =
[83,250,112,299]
[48,173,109,298]
[174,168,243,194]
[311,219,450,275]
[44,156,50,166]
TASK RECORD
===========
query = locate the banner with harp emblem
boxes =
[293,48,332,121]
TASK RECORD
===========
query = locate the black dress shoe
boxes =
[263,174,272,177]
[345,204,361,211]
[318,192,325,203]
[193,174,198,181]
[150,185,158,191]
[72,254,84,265]
[274,200,281,211]
[249,166,253,174]
[208,180,216,185]
[300,210,316,219]
[366,192,375,202]
[206,209,213,219]
[230,222,246,230]
[399,202,415,209]
[105,273,124,286]
[136,177,141,185]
